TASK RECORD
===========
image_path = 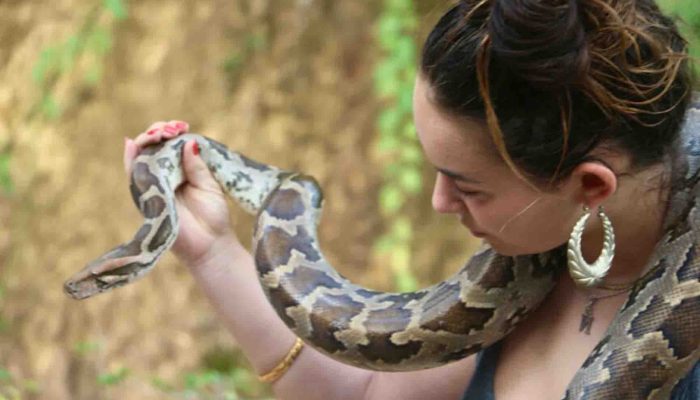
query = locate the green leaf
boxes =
[379,185,404,215]
[223,392,239,400]
[401,123,416,140]
[73,340,101,356]
[378,108,403,136]
[223,53,244,74]
[386,0,414,17]
[185,370,221,390]
[383,164,401,179]
[393,36,416,66]
[390,246,410,269]
[399,168,422,194]
[395,269,419,292]
[373,234,397,254]
[85,63,103,85]
[390,246,418,292]
[40,95,62,120]
[60,35,82,73]
[151,377,175,392]
[22,379,41,394]
[374,62,400,97]
[377,16,402,47]
[391,217,413,241]
[378,134,400,153]
[0,369,11,381]
[246,32,267,51]
[104,0,128,20]
[97,367,129,386]
[0,152,12,195]
[86,27,112,55]
[32,47,59,85]
[397,84,414,112]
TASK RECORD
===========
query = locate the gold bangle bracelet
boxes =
[258,337,305,383]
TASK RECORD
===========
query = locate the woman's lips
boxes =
[459,216,486,237]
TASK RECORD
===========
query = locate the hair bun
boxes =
[488,0,589,89]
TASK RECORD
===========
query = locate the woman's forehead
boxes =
[413,77,501,175]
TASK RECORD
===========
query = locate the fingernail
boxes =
[164,125,178,134]
[175,122,187,130]
[147,129,157,135]
[192,141,200,156]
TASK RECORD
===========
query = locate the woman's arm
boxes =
[188,235,477,400]
[126,123,475,399]
[365,357,476,400]
[187,234,372,399]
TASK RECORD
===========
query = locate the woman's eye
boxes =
[457,189,480,197]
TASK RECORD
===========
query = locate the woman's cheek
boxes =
[466,200,498,232]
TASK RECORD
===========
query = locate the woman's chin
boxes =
[482,238,525,257]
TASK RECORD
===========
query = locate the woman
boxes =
[123,0,698,398]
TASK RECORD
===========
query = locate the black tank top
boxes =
[461,341,700,399]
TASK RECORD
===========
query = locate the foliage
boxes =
[97,366,130,386]
[222,31,268,91]
[0,148,11,196]
[0,368,41,399]
[149,347,273,399]
[30,0,127,120]
[67,344,272,398]
[657,0,700,79]
[0,285,8,335]
[373,0,421,292]
[72,340,101,357]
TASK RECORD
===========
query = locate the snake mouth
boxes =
[63,280,94,300]
[64,274,132,300]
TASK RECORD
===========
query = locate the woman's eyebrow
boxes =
[436,167,482,184]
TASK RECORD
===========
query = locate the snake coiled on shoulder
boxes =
[65,104,700,399]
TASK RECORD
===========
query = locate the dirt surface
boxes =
[0,1,476,398]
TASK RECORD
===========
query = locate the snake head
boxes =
[64,273,132,300]
[64,245,151,300]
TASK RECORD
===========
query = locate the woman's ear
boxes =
[566,161,618,208]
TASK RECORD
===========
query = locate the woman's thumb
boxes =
[182,140,218,191]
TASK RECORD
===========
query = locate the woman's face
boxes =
[413,76,580,256]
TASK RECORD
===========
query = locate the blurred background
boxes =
[0,1,697,399]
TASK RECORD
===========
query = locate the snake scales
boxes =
[64,104,700,399]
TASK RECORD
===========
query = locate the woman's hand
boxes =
[123,121,239,267]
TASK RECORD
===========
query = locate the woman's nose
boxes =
[432,173,464,214]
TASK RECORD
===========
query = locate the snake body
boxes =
[65,104,700,398]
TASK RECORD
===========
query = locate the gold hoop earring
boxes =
[567,206,616,288]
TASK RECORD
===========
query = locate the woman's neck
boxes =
[580,163,672,284]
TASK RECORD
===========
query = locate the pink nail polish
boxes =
[193,141,200,156]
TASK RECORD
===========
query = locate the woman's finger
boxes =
[133,120,189,147]
[123,138,139,176]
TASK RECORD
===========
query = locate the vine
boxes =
[373,0,421,292]
[30,0,127,120]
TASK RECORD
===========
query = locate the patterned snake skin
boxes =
[64,102,700,399]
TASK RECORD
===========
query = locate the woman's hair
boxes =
[421,0,695,187]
